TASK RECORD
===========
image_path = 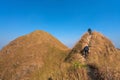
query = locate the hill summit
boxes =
[65,31,120,80]
[65,31,117,61]
[1,30,67,53]
[0,30,68,80]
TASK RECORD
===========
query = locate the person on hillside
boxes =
[83,46,89,58]
[88,28,92,35]
[48,77,53,80]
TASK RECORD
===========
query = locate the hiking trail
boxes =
[84,33,104,80]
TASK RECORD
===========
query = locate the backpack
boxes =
[84,46,89,51]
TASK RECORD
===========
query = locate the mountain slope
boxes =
[0,30,68,80]
[0,30,120,80]
[64,31,120,80]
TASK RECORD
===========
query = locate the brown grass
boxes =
[0,31,120,80]
[66,31,120,80]
[0,30,68,80]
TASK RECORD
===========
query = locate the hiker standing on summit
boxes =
[88,28,92,35]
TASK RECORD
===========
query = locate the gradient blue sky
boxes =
[0,0,120,49]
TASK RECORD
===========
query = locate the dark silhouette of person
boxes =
[88,28,92,35]
[48,77,53,80]
[83,46,89,58]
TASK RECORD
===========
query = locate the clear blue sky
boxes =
[0,0,120,49]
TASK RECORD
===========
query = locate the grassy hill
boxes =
[0,30,68,80]
[0,30,120,80]
[65,31,120,80]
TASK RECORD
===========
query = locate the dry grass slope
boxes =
[65,31,120,80]
[0,30,68,80]
[0,30,120,80]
